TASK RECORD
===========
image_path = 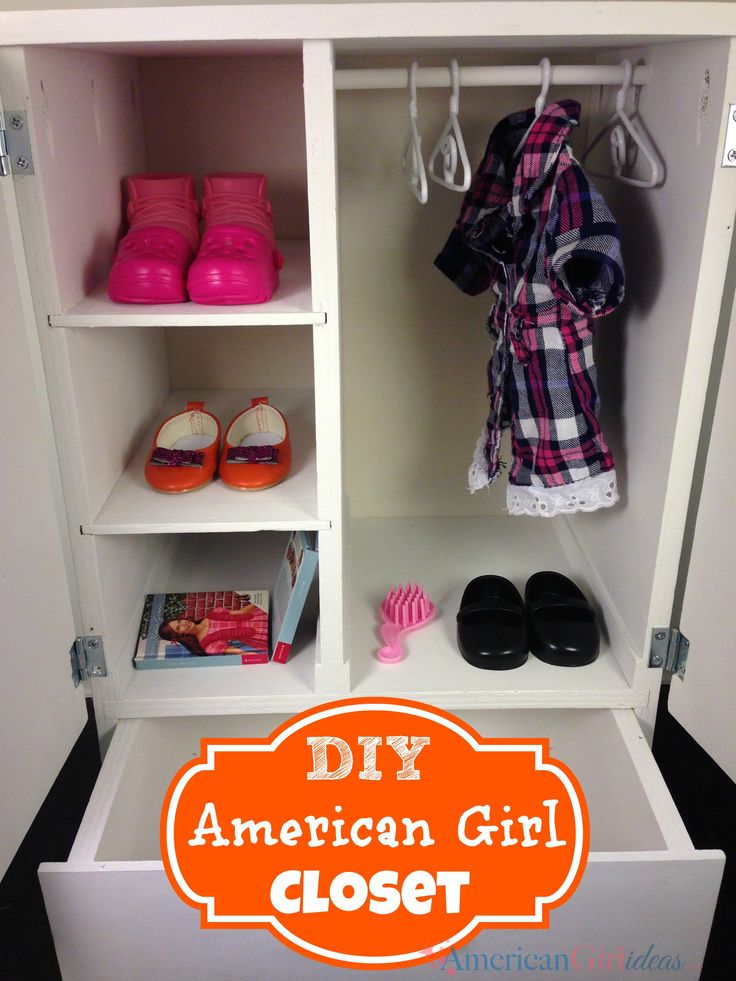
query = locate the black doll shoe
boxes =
[525,571,600,666]
[456,576,528,670]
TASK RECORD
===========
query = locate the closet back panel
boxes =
[138,55,309,240]
[167,326,314,390]
[337,55,598,519]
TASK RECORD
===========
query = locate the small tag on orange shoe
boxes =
[250,396,270,407]
[186,401,205,412]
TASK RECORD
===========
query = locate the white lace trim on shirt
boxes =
[468,424,493,493]
[507,471,619,517]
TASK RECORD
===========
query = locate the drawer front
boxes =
[40,855,722,980]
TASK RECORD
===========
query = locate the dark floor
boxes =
[0,691,733,980]
[650,690,735,980]
[0,701,101,981]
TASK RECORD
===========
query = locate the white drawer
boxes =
[40,709,722,980]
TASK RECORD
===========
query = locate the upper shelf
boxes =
[49,242,323,328]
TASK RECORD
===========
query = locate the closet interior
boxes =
[4,33,733,731]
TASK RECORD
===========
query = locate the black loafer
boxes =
[456,576,528,670]
[525,571,599,666]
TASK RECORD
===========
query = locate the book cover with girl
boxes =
[134,589,270,668]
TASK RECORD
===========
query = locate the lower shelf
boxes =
[104,532,321,719]
[102,515,651,720]
[345,516,645,709]
[110,656,320,718]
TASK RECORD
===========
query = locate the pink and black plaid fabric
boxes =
[201,607,269,654]
[435,100,624,490]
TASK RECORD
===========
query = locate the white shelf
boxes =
[112,648,320,717]
[49,242,323,328]
[346,516,645,710]
[84,388,326,534]
[106,532,320,718]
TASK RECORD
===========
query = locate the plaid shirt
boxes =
[435,100,624,492]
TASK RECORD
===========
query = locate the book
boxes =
[271,531,319,664]
[134,589,270,669]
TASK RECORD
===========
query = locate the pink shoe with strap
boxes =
[108,174,200,304]
[187,173,283,305]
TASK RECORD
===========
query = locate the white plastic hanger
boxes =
[513,57,551,159]
[428,60,471,192]
[581,59,661,188]
[401,62,428,204]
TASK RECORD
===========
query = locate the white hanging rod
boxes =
[335,63,650,91]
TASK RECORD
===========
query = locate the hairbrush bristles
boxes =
[378,583,435,663]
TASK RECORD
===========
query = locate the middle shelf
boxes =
[84,387,325,535]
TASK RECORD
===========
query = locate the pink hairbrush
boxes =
[378,583,436,663]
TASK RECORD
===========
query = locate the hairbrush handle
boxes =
[378,622,404,663]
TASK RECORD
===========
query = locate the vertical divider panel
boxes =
[303,40,348,694]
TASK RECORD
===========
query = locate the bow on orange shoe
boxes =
[144,401,221,493]
[219,397,291,490]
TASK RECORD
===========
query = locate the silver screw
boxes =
[728,149,736,162]
[89,665,103,677]
[87,638,99,649]
[14,156,29,170]
[732,109,736,123]
[651,654,664,667]
[9,114,23,130]
[654,631,666,641]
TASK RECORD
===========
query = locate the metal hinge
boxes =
[70,635,107,687]
[649,627,690,678]
[0,110,34,177]
[0,125,9,177]
[723,104,736,167]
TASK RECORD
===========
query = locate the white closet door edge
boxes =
[613,710,693,851]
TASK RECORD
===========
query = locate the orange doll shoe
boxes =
[219,397,291,491]
[144,401,221,493]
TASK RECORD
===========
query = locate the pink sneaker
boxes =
[187,174,283,305]
[108,174,200,304]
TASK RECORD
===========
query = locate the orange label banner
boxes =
[161,698,589,969]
